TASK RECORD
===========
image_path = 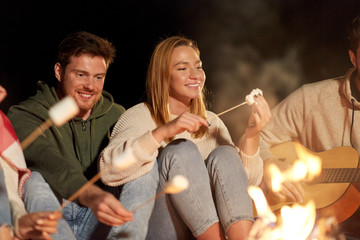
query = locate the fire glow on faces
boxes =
[55,54,107,120]
[169,46,205,107]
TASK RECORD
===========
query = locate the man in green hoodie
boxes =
[8,31,159,240]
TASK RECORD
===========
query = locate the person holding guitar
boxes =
[258,15,360,239]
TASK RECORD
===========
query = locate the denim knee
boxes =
[208,145,239,161]
[160,139,198,158]
[157,139,202,178]
[207,145,245,173]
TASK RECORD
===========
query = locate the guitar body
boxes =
[268,142,360,223]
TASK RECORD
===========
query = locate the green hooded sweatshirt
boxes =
[7,81,125,199]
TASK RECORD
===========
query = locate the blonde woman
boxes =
[99,36,271,240]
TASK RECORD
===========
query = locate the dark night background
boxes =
[1,0,360,141]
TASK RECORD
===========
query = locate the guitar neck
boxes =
[317,168,360,183]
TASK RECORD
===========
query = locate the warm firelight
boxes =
[279,200,316,240]
[248,144,325,239]
[269,143,322,193]
[249,186,317,240]
[249,185,276,223]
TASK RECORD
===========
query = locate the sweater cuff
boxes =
[240,148,263,186]
[240,147,260,162]
[135,130,161,156]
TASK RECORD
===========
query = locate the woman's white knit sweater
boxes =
[99,103,263,186]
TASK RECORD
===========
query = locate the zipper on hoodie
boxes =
[82,121,87,131]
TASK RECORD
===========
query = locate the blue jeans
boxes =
[62,162,159,240]
[23,171,76,240]
[146,139,253,240]
[0,169,12,226]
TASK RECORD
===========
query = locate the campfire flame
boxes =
[269,143,322,193]
[248,144,344,239]
[279,200,316,240]
[249,185,316,240]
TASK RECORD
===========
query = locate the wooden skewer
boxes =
[216,101,247,117]
[21,119,53,150]
[58,166,164,213]
[57,167,108,211]
[131,175,189,213]
[58,147,138,211]
[131,191,165,213]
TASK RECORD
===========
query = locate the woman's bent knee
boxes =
[162,139,198,155]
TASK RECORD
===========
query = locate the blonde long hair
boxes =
[145,36,208,139]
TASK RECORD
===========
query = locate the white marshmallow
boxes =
[112,147,137,170]
[245,88,263,105]
[49,96,79,126]
[164,175,189,194]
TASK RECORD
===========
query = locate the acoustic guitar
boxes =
[266,141,360,223]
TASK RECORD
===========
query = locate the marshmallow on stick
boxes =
[216,88,263,117]
[48,96,79,126]
[131,175,189,213]
[164,175,189,194]
[112,147,137,170]
[21,96,79,150]
[245,88,263,105]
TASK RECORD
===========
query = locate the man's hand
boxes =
[78,185,133,226]
[17,211,62,240]
[262,157,305,204]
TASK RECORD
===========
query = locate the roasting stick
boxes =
[21,96,79,150]
[59,170,102,210]
[21,119,53,150]
[58,146,137,211]
[216,102,247,117]
[131,175,189,213]
[58,170,104,211]
[59,147,189,213]
[213,88,263,118]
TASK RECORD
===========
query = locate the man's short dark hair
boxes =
[57,31,116,69]
[347,16,360,54]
